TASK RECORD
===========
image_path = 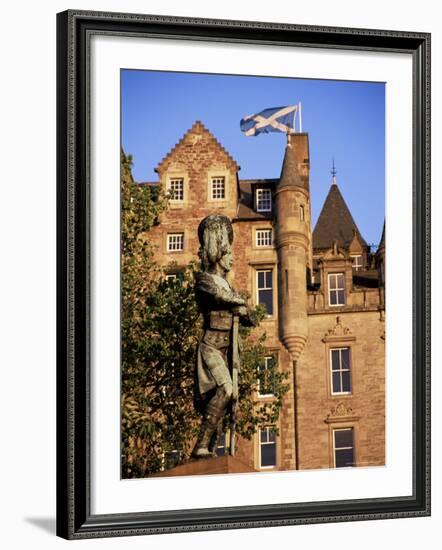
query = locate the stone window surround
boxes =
[257,352,279,399]
[255,187,272,212]
[299,204,305,221]
[165,172,189,208]
[322,325,357,400]
[159,449,181,471]
[253,264,277,320]
[350,254,364,271]
[255,227,273,248]
[329,424,358,469]
[207,169,230,204]
[165,231,185,253]
[328,272,346,307]
[257,426,278,470]
[329,347,352,396]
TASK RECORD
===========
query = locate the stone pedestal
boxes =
[152,455,256,478]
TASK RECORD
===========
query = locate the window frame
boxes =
[256,268,274,317]
[160,449,181,471]
[167,177,185,202]
[210,175,226,200]
[350,254,363,271]
[257,355,276,397]
[299,204,305,221]
[166,232,185,252]
[328,272,346,306]
[255,228,273,247]
[332,427,355,468]
[258,427,277,469]
[330,347,352,395]
[255,188,272,212]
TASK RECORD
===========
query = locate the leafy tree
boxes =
[121,152,290,478]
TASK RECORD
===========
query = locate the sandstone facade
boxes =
[141,120,385,472]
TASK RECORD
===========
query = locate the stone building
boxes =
[144,120,385,472]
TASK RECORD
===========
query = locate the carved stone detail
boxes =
[330,402,353,417]
[322,316,356,342]
[325,401,360,424]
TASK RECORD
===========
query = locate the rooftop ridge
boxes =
[155,120,240,173]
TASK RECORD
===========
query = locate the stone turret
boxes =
[376,222,385,305]
[274,133,311,360]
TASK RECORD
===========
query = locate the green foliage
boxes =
[121,152,289,478]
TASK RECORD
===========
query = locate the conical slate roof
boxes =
[313,183,367,250]
[376,221,385,256]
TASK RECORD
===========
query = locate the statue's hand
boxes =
[233,296,246,306]
[232,305,248,316]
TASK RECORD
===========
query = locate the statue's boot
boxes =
[207,415,225,456]
[192,397,227,459]
[191,413,219,458]
[192,386,231,459]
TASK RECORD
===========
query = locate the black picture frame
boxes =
[56,9,431,540]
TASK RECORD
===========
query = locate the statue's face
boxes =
[219,251,233,273]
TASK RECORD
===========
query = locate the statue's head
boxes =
[198,215,234,272]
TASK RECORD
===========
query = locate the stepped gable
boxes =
[313,182,367,251]
[154,120,240,174]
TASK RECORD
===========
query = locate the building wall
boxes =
[298,310,385,470]
[147,121,240,269]
[143,123,385,473]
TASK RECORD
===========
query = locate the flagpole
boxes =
[298,102,303,132]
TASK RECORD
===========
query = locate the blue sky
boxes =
[121,70,385,247]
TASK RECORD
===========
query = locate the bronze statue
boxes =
[192,214,257,459]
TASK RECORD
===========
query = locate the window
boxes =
[210,176,226,200]
[256,229,272,247]
[215,433,226,457]
[330,348,352,394]
[167,178,184,201]
[256,269,273,316]
[163,450,180,470]
[258,356,275,396]
[167,233,184,252]
[299,204,305,221]
[256,188,272,212]
[333,428,355,468]
[259,427,276,468]
[328,273,345,306]
[351,255,363,271]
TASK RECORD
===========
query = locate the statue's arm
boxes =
[234,305,259,327]
[196,274,245,306]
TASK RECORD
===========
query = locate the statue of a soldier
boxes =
[192,214,257,459]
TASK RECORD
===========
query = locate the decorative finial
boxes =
[331,158,337,185]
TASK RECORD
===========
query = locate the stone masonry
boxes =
[140,120,385,472]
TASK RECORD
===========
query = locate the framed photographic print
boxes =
[56,10,430,539]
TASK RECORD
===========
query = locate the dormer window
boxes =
[328,273,345,306]
[350,255,363,271]
[256,188,272,212]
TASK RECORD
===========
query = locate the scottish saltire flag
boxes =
[240,105,298,137]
